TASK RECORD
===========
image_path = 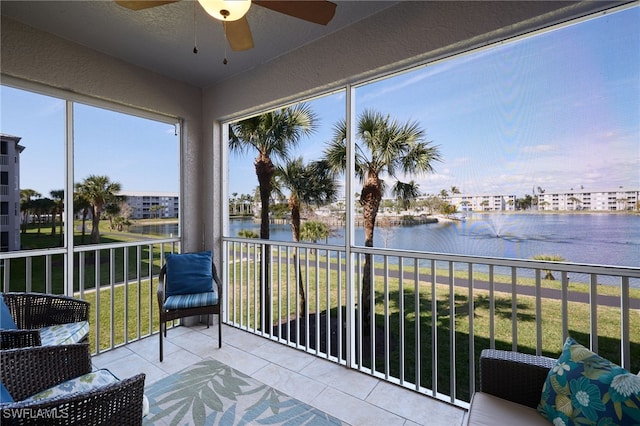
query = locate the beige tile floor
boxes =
[91,323,467,426]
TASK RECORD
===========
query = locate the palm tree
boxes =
[31,197,54,236]
[20,189,41,234]
[229,103,317,327]
[76,175,122,244]
[324,109,441,328]
[50,189,64,242]
[229,103,318,240]
[275,157,338,316]
[392,180,421,211]
[104,202,122,230]
[73,186,92,244]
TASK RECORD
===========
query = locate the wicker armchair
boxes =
[466,349,557,425]
[0,344,146,425]
[479,349,556,407]
[0,292,89,349]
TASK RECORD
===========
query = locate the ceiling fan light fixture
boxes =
[198,0,251,21]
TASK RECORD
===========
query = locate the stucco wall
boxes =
[1,15,206,252]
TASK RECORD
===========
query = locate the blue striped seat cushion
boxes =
[163,291,218,310]
[40,321,89,346]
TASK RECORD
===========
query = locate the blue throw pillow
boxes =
[0,382,13,403]
[165,251,213,296]
[0,294,18,330]
[538,336,640,425]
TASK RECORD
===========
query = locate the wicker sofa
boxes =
[466,349,556,425]
[0,344,146,425]
[0,292,89,349]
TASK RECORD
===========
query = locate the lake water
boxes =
[229,214,639,269]
[131,213,640,268]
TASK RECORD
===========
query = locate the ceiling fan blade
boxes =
[224,17,254,51]
[253,0,337,25]
[115,1,179,11]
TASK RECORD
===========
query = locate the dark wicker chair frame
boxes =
[157,261,222,362]
[0,292,90,349]
[479,349,557,408]
[0,343,146,425]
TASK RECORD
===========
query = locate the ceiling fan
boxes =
[115,0,337,52]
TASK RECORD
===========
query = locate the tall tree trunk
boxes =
[81,210,88,244]
[360,176,382,332]
[59,211,64,246]
[255,154,273,329]
[290,201,306,317]
[90,206,101,244]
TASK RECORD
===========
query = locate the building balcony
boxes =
[2,238,638,424]
[92,323,466,425]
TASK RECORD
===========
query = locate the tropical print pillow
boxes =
[538,336,640,425]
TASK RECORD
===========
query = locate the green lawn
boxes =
[5,224,638,403]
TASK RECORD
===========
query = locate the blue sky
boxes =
[0,89,179,196]
[230,6,639,198]
[2,6,638,200]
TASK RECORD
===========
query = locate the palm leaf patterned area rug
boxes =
[143,359,346,425]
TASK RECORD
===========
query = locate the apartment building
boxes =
[119,191,179,219]
[0,133,24,251]
[449,194,518,212]
[538,189,639,211]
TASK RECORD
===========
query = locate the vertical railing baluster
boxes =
[384,255,390,379]
[561,271,569,343]
[277,245,282,340]
[511,267,517,351]
[78,252,85,298]
[620,276,630,370]
[468,263,474,397]
[254,242,259,332]
[431,259,437,397]
[397,256,403,384]
[325,249,331,360]
[304,246,310,352]
[535,269,542,355]
[337,251,344,365]
[589,273,598,354]
[449,261,456,404]
[26,257,32,292]
[2,259,10,293]
[489,264,494,348]
[414,258,420,392]
[45,255,52,294]
[357,253,363,370]
[369,253,375,370]
[136,245,141,339]
[287,245,293,346]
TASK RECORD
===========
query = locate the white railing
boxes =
[0,237,180,354]
[2,237,638,409]
[222,237,640,408]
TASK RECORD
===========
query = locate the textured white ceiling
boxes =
[1,1,397,88]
